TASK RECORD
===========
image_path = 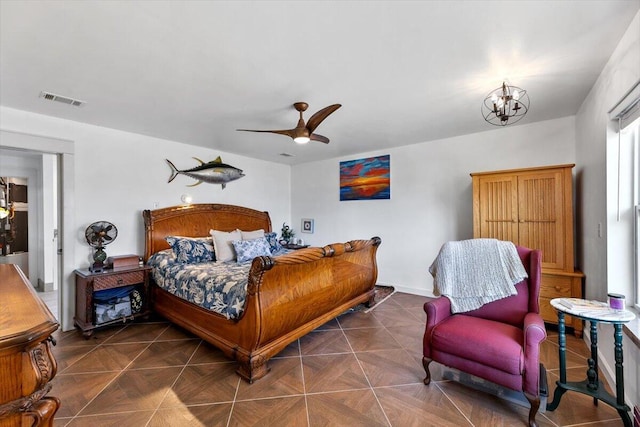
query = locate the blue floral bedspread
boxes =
[147,248,289,320]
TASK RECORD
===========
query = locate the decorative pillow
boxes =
[240,229,265,240]
[265,232,283,253]
[147,249,177,267]
[210,229,242,262]
[232,237,272,263]
[165,236,215,264]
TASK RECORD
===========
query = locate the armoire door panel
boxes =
[472,164,582,335]
[478,175,518,241]
[517,171,565,270]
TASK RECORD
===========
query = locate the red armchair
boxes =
[423,245,546,427]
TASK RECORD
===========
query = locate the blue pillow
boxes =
[147,249,177,267]
[232,237,272,263]
[165,236,215,264]
[265,232,283,253]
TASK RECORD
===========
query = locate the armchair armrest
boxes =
[522,312,547,396]
[523,312,546,346]
[423,297,453,358]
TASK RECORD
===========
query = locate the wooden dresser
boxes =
[471,164,585,336]
[0,264,59,426]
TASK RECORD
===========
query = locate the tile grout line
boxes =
[52,295,617,427]
[545,338,596,363]
[226,374,243,427]
[433,381,476,426]
[145,328,205,427]
[297,338,311,427]
[66,323,167,424]
[337,312,393,426]
[539,410,562,427]
[58,328,131,425]
[370,301,427,426]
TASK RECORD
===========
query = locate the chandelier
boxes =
[482,82,529,126]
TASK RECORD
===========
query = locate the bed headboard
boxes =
[143,204,272,260]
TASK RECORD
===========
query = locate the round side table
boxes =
[546,297,635,427]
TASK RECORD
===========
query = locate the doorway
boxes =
[0,129,74,331]
[0,150,59,319]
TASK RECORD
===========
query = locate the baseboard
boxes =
[585,328,636,414]
[37,278,54,292]
[387,283,436,298]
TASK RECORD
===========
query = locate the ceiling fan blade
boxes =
[305,104,342,133]
[310,133,330,144]
[237,128,297,138]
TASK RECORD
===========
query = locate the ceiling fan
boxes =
[237,102,341,144]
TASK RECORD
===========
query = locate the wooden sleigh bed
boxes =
[143,203,381,382]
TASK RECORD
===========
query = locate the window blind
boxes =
[609,80,640,129]
[609,80,640,221]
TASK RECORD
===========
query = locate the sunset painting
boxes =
[340,155,390,201]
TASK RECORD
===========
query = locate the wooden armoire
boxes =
[471,164,584,337]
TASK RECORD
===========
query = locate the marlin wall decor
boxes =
[166,156,245,189]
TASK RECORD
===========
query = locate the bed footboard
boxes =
[144,203,381,382]
[235,237,381,381]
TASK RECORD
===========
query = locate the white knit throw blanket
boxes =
[429,239,528,313]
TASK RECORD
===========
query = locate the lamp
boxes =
[482,81,529,126]
[293,129,310,144]
[293,136,310,144]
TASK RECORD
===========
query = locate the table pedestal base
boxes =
[546,313,632,427]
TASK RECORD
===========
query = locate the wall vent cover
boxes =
[39,91,85,107]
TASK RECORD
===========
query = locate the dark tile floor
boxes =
[50,292,625,426]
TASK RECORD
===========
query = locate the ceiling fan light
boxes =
[294,136,310,144]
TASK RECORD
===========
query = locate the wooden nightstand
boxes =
[74,265,151,338]
[282,243,309,250]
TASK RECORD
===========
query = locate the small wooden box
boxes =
[106,254,140,269]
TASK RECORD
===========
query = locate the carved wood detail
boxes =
[0,384,51,417]
[0,264,60,426]
[143,204,381,381]
[28,343,57,390]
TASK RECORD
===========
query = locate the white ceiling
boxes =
[1,1,638,165]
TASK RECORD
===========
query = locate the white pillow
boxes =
[209,229,242,262]
[240,229,265,240]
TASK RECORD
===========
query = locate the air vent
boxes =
[39,91,85,107]
[280,153,295,157]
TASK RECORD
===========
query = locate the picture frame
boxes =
[301,218,314,234]
[339,154,390,201]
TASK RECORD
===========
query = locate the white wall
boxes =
[575,10,640,410]
[292,116,576,295]
[576,10,640,302]
[69,124,291,265]
[1,106,292,331]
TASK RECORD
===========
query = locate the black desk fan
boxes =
[85,221,117,272]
